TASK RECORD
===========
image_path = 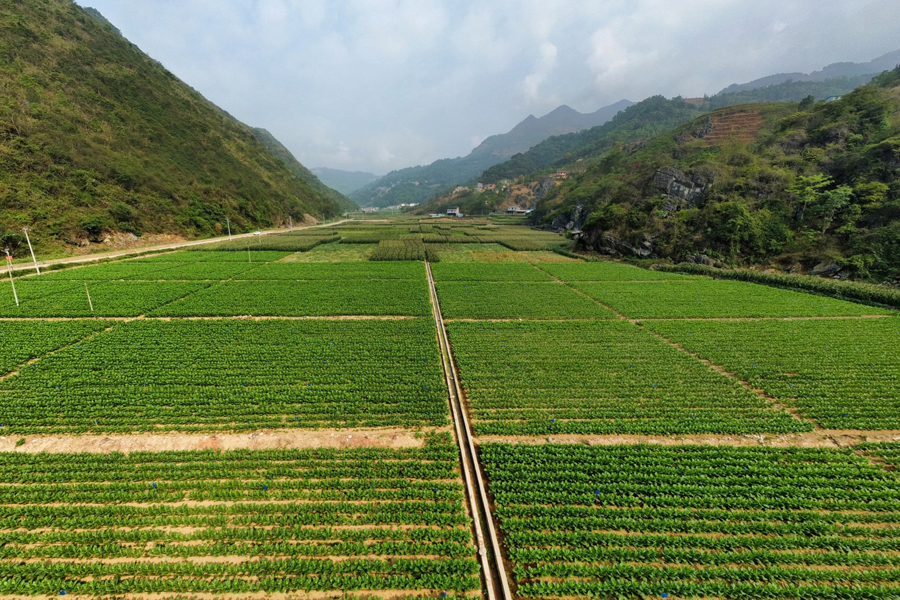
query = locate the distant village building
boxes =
[554,171,569,180]
[447,207,463,217]
[504,206,533,215]
[476,183,483,191]
[454,186,469,194]
[482,183,497,191]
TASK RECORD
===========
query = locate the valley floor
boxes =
[1,216,899,599]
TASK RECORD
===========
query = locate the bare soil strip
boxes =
[0,589,455,600]
[475,430,900,449]
[634,314,895,322]
[0,427,440,454]
[0,315,418,322]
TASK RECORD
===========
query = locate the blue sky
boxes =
[78,0,900,174]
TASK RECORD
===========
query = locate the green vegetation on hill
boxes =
[251,128,357,214]
[533,69,900,279]
[350,102,631,209]
[0,0,341,257]
[479,96,706,184]
[705,74,877,110]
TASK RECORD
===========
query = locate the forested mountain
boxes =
[349,100,632,208]
[479,97,706,184]
[705,75,879,110]
[718,50,900,94]
[0,0,342,256]
[531,68,900,279]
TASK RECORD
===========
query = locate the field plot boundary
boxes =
[475,430,900,448]
[0,427,441,454]
[637,322,815,428]
[529,263,629,319]
[0,321,122,384]
[426,262,510,600]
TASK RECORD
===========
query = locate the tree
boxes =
[812,185,853,233]
[790,174,833,222]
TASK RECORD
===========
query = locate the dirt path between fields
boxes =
[0,427,447,454]
[475,430,900,449]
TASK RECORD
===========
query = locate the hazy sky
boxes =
[78,0,900,175]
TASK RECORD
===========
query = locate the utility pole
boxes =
[226,217,232,241]
[84,284,94,312]
[289,216,293,231]
[22,228,40,275]
[247,239,251,263]
[4,249,19,306]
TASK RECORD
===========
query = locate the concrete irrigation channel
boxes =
[426,261,512,600]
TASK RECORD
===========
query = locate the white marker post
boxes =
[22,228,40,275]
[247,240,251,263]
[4,249,18,306]
[289,216,293,231]
[226,217,232,241]
[84,283,94,312]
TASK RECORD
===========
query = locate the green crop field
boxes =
[0,279,81,306]
[3,219,899,598]
[151,279,431,317]
[447,320,808,435]
[860,442,900,469]
[431,263,554,281]
[0,320,112,375]
[138,250,293,262]
[647,318,900,429]
[573,279,889,318]
[0,281,211,317]
[130,261,260,280]
[0,434,480,596]
[39,261,177,281]
[0,318,446,433]
[237,261,425,280]
[437,282,615,320]
[481,443,900,600]
[538,262,695,281]
[286,242,376,261]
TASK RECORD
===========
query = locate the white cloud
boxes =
[78,0,900,172]
[522,42,559,107]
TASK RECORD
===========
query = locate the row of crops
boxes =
[646,318,900,430]
[448,320,809,436]
[0,434,481,595]
[0,319,448,433]
[480,443,900,599]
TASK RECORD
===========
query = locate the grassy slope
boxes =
[536,70,900,279]
[251,128,358,214]
[0,0,341,256]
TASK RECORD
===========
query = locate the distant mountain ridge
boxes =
[467,100,634,162]
[349,99,633,207]
[311,168,379,196]
[718,49,900,94]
